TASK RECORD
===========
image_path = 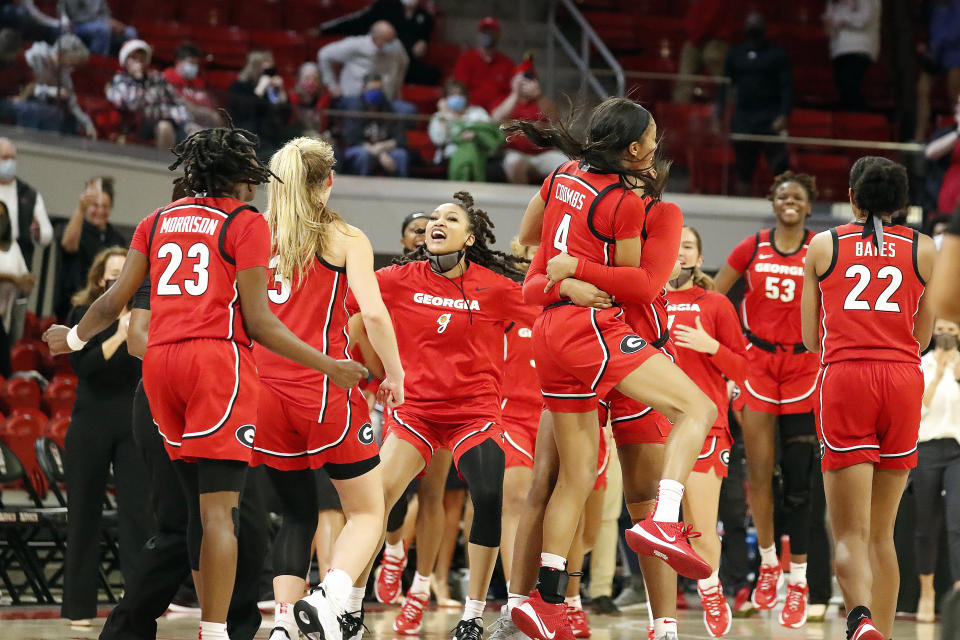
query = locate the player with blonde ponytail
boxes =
[251,136,405,640]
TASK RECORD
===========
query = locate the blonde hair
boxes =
[267,137,343,284]
[239,49,272,83]
[683,226,715,290]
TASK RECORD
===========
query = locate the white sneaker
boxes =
[488,605,526,640]
[294,586,343,640]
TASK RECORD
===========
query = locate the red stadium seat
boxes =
[43,378,76,419]
[234,0,285,30]
[9,344,38,373]
[44,416,71,448]
[1,378,41,413]
[788,110,833,139]
[832,112,890,142]
[401,84,443,114]
[284,0,326,30]
[406,130,437,164]
[689,146,735,195]
[0,409,47,495]
[655,102,718,168]
[792,152,851,202]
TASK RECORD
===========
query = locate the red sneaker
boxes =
[392,590,429,635]
[850,616,884,640]
[697,583,732,638]
[374,546,406,604]
[565,606,591,638]
[779,582,808,629]
[647,627,654,640]
[750,563,782,610]
[511,592,575,640]
[624,516,712,579]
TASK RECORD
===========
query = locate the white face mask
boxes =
[935,233,945,251]
[0,159,16,181]
[179,61,199,80]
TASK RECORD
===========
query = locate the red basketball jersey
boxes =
[726,228,814,345]
[536,160,646,270]
[254,255,350,403]
[130,196,270,348]
[346,260,534,424]
[818,223,926,365]
[502,319,541,416]
[666,286,749,435]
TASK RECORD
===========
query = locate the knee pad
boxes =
[386,491,408,533]
[625,500,655,524]
[459,440,505,547]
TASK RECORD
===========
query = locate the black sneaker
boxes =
[590,595,621,616]
[453,617,483,640]
[341,610,366,640]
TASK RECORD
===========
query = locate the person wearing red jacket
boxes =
[672,0,739,102]
[665,226,748,638]
[453,17,515,112]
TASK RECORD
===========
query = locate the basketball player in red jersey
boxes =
[665,226,748,638]
[713,172,821,626]
[502,98,715,640]
[801,157,936,640]
[43,126,366,640]
[347,191,532,640]
[238,138,403,640]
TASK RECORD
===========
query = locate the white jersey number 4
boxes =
[553,213,572,253]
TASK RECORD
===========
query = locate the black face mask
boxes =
[0,215,10,245]
[103,278,118,291]
[426,248,466,274]
[669,266,695,289]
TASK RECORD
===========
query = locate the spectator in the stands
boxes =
[0,138,54,269]
[340,73,409,177]
[428,79,503,181]
[720,12,791,194]
[288,62,331,138]
[20,0,136,56]
[823,0,881,111]
[492,58,564,185]
[318,20,414,115]
[228,49,291,159]
[57,176,126,319]
[0,201,33,377]
[18,33,96,138]
[106,39,195,150]
[925,94,960,215]
[163,42,223,128]
[916,0,960,141]
[672,0,736,103]
[320,0,439,85]
[453,17,515,112]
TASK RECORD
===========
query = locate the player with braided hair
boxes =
[346,191,536,640]
[43,125,366,640]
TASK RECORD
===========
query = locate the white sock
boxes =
[698,569,720,591]
[409,572,431,596]
[789,562,807,586]
[199,621,228,640]
[540,553,567,571]
[384,539,404,559]
[507,592,525,612]
[652,617,677,639]
[759,544,778,567]
[462,597,485,621]
[565,595,582,610]
[347,587,365,613]
[652,480,684,522]
[322,568,353,612]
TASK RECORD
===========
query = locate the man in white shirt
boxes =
[318,20,415,115]
[0,137,54,269]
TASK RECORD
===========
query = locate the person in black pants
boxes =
[61,246,151,625]
[99,276,269,640]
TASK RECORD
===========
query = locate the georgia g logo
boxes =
[819,440,826,459]
[358,422,375,445]
[719,449,731,467]
[235,424,256,448]
[619,335,647,354]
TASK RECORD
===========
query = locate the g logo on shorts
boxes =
[235,424,255,448]
[619,335,647,354]
[358,422,375,445]
[819,440,826,459]
[719,449,731,466]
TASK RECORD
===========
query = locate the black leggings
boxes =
[266,468,321,577]
[456,439,505,547]
[173,459,248,571]
[912,439,960,579]
[777,412,818,556]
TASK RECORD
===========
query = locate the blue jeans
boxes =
[70,20,137,56]
[343,145,409,177]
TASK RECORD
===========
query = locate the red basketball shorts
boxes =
[502,400,541,469]
[605,390,671,447]
[250,381,379,478]
[534,305,658,413]
[817,361,922,471]
[384,410,504,469]
[143,339,258,463]
[742,346,819,415]
[692,431,733,478]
